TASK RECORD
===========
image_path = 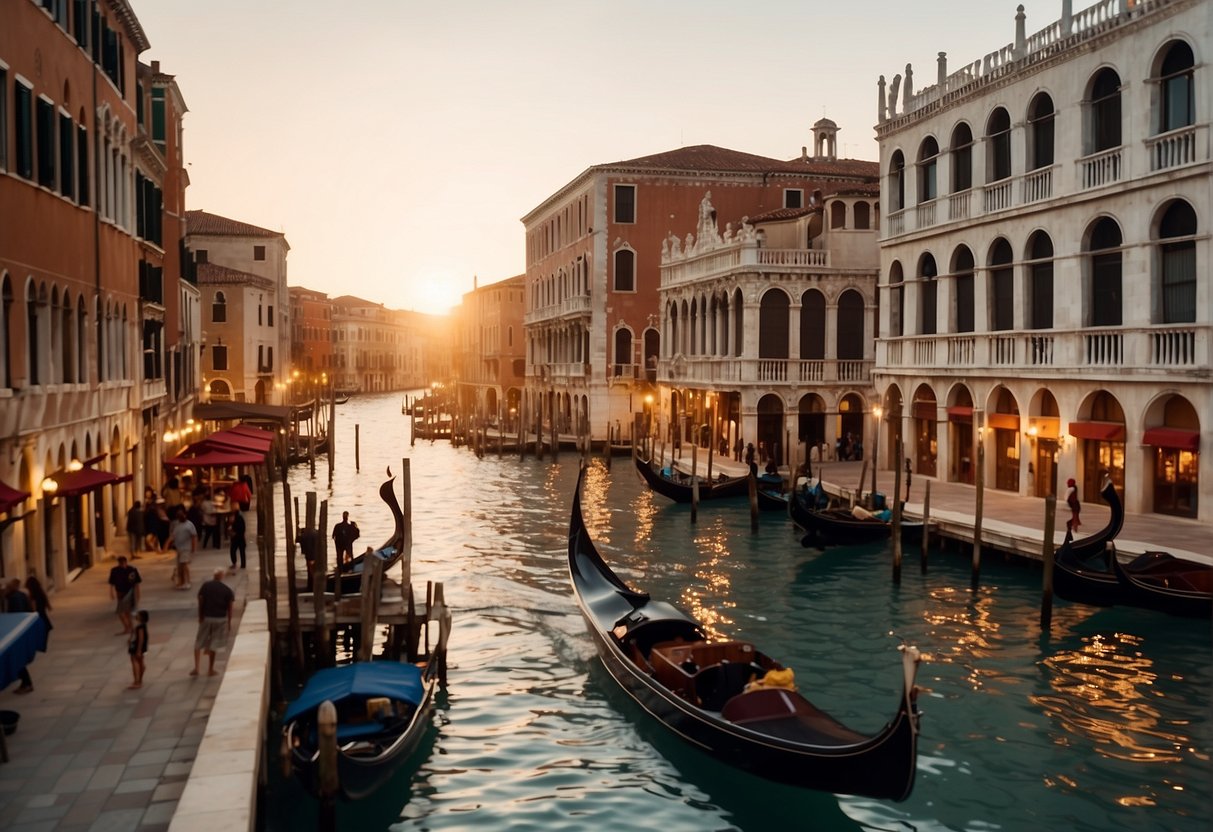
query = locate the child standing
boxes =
[128,610,149,689]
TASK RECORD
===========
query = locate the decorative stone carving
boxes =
[888,74,901,118]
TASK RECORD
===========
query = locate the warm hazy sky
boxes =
[136,0,1032,314]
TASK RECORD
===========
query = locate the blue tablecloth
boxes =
[0,613,46,690]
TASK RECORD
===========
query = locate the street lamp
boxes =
[870,405,883,505]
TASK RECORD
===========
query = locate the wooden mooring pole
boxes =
[282,481,302,673]
[355,423,360,472]
[313,500,331,669]
[690,443,699,524]
[748,472,759,532]
[317,700,338,832]
[920,480,932,573]
[1040,494,1057,631]
[972,435,985,589]
[356,553,385,663]
[891,439,904,584]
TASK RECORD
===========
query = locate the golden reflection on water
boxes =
[920,585,1004,690]
[1033,632,1194,770]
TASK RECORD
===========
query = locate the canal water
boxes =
[265,392,1211,831]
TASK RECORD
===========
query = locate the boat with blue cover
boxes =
[283,661,438,800]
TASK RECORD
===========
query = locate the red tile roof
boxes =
[606,145,878,180]
[186,210,285,239]
[197,262,275,290]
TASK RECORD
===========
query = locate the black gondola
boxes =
[1051,479,1126,607]
[568,468,923,800]
[328,473,406,594]
[790,488,924,547]
[634,454,750,503]
[1109,547,1213,618]
[282,660,438,800]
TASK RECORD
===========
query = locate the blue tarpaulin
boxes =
[284,662,424,722]
[0,613,46,690]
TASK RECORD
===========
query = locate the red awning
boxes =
[987,412,1020,431]
[912,401,936,421]
[0,482,30,513]
[1067,421,1126,442]
[199,432,269,453]
[228,424,276,445]
[946,405,973,423]
[1142,427,1200,451]
[165,448,266,469]
[44,467,125,498]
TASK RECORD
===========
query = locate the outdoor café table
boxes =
[0,612,47,762]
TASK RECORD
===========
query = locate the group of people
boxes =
[124,476,251,585]
[2,576,52,694]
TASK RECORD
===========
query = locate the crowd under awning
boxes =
[165,424,274,469]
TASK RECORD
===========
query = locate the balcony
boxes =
[661,357,874,387]
[524,294,592,325]
[1078,146,1123,190]
[879,323,1209,375]
[661,241,832,288]
[1146,124,1206,172]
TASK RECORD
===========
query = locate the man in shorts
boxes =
[192,568,234,677]
[108,556,142,635]
[169,507,198,590]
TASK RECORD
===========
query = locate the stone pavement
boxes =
[0,532,254,832]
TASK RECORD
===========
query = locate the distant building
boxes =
[522,136,881,447]
[452,275,526,430]
[0,0,192,583]
[873,0,1210,519]
[289,286,334,392]
[186,210,289,404]
[330,296,437,394]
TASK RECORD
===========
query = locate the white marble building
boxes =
[873,0,1210,520]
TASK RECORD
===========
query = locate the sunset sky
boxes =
[136,0,1024,314]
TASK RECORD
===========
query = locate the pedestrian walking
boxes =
[229,476,252,512]
[199,491,220,549]
[169,507,198,589]
[127,610,149,689]
[332,511,360,567]
[1065,478,1081,532]
[4,578,35,693]
[126,501,145,558]
[228,508,247,570]
[192,569,234,678]
[904,457,913,501]
[108,555,142,635]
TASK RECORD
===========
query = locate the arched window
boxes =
[613,328,632,376]
[76,295,87,384]
[919,253,938,335]
[1088,217,1123,326]
[1158,200,1196,323]
[836,290,864,360]
[732,288,744,357]
[758,289,790,359]
[888,261,905,337]
[1157,40,1195,133]
[212,290,227,323]
[0,277,11,388]
[986,108,1011,182]
[952,246,975,333]
[1090,68,1122,152]
[853,201,870,229]
[830,201,846,229]
[1028,93,1055,169]
[888,150,905,211]
[613,248,635,292]
[800,289,825,360]
[951,123,973,192]
[27,283,41,385]
[918,136,939,202]
[60,290,74,383]
[1026,231,1054,330]
[989,238,1014,331]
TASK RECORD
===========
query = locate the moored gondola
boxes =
[1109,546,1213,618]
[328,473,406,594]
[634,454,751,503]
[568,468,923,800]
[282,660,438,800]
[1050,479,1126,607]
[790,487,924,547]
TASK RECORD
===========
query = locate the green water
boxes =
[264,393,1211,831]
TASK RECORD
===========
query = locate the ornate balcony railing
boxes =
[1079,146,1123,190]
[1146,124,1205,172]
[660,357,874,386]
[879,324,1209,374]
